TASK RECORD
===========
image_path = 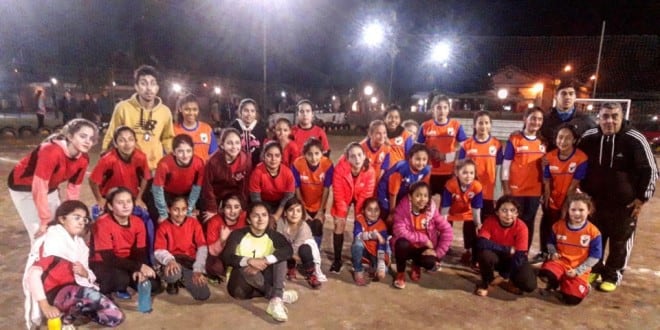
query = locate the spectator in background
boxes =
[80,93,100,124]
[540,80,596,151]
[58,90,78,126]
[35,90,46,129]
[97,90,114,123]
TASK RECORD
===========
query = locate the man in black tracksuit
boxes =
[578,102,658,292]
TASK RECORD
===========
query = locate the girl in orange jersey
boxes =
[501,107,545,251]
[458,111,503,218]
[351,198,389,286]
[273,118,301,167]
[360,120,391,180]
[538,124,588,262]
[384,105,415,166]
[173,93,218,162]
[291,138,334,247]
[539,193,602,305]
[441,159,483,265]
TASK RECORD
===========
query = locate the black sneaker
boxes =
[529,252,547,264]
[329,260,342,274]
[166,283,179,295]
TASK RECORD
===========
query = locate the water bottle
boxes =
[47,317,62,330]
[137,280,152,313]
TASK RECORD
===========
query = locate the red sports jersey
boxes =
[354,214,388,256]
[291,156,333,213]
[153,154,205,195]
[281,141,301,167]
[504,132,546,196]
[442,178,484,221]
[418,119,466,175]
[459,136,502,200]
[552,220,601,271]
[34,252,75,298]
[291,125,330,153]
[360,138,391,175]
[388,129,413,165]
[89,148,151,197]
[544,149,588,210]
[90,214,146,262]
[154,217,207,259]
[206,212,248,248]
[248,163,295,203]
[479,215,529,252]
[9,140,89,192]
[174,122,216,162]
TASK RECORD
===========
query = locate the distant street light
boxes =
[280,90,286,98]
[417,99,424,106]
[563,64,572,72]
[364,85,374,96]
[528,103,534,109]
[590,75,597,81]
[214,86,221,95]
[50,77,58,85]
[497,88,508,100]
[532,83,544,94]
[362,22,385,47]
[112,81,117,87]
[331,95,337,101]
[172,83,182,93]
[430,41,451,64]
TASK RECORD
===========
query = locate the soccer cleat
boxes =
[353,271,368,286]
[307,273,322,289]
[282,290,299,304]
[409,265,421,282]
[114,291,131,300]
[266,298,288,322]
[166,283,179,295]
[474,286,488,297]
[393,272,406,289]
[286,267,297,281]
[329,260,343,274]
[588,273,601,284]
[315,264,328,282]
[599,281,617,292]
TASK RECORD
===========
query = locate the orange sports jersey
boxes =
[504,132,546,196]
[544,149,588,210]
[459,136,502,200]
[174,121,218,162]
[411,211,428,234]
[360,138,391,175]
[291,156,334,213]
[441,178,484,221]
[387,129,414,165]
[354,214,388,256]
[417,119,467,175]
[551,220,602,272]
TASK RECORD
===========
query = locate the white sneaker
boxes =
[282,289,299,304]
[267,298,288,322]
[62,324,77,330]
[315,264,328,282]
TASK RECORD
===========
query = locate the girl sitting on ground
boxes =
[205,194,248,280]
[351,198,389,286]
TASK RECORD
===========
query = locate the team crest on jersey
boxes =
[394,137,404,145]
[568,162,577,173]
[580,235,591,247]
[421,218,429,229]
[233,172,245,181]
[467,192,475,199]
[447,127,455,136]
[378,152,386,163]
[489,146,497,156]
[200,133,209,143]
[539,144,546,153]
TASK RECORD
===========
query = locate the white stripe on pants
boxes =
[9,188,60,246]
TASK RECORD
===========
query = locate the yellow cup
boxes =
[47,317,62,330]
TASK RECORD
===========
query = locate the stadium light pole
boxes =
[361,21,398,101]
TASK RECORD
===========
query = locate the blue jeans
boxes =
[351,239,377,272]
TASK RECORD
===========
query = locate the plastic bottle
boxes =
[137,280,152,313]
[47,317,62,330]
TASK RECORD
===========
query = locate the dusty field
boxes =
[0,134,658,329]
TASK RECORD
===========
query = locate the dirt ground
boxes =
[0,134,658,329]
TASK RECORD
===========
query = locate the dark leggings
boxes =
[36,113,45,129]
[227,261,286,300]
[512,196,541,250]
[450,221,477,250]
[394,238,437,273]
[288,244,315,271]
[90,262,162,295]
[476,249,536,292]
[430,174,452,196]
[306,216,324,247]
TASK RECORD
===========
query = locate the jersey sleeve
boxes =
[89,157,108,185]
[404,135,414,155]
[456,124,468,142]
[248,168,262,194]
[205,218,221,246]
[381,153,390,171]
[319,129,331,152]
[153,160,168,187]
[471,191,483,208]
[291,166,302,188]
[208,131,219,155]
[496,144,504,165]
[503,140,515,160]
[441,188,452,208]
[323,165,334,187]
[574,161,588,180]
[417,125,426,143]
[458,147,466,160]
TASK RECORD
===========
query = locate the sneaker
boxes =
[374,269,386,281]
[266,298,288,322]
[588,273,601,284]
[286,267,297,281]
[62,324,77,330]
[393,272,406,289]
[499,280,522,295]
[307,273,322,289]
[329,260,342,274]
[353,271,367,286]
[282,290,299,304]
[315,264,328,282]
[474,286,488,297]
[408,265,421,282]
[166,283,179,295]
[599,281,617,292]
[114,291,131,300]
[529,252,547,264]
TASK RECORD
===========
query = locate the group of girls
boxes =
[12,94,604,328]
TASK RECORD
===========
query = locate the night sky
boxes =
[1,0,658,95]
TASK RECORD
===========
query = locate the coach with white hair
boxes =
[578,102,658,292]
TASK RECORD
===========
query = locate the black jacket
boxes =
[541,108,596,151]
[578,122,658,206]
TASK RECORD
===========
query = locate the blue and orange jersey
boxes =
[174,121,218,162]
[417,119,467,175]
[550,220,602,270]
[387,129,415,165]
[543,148,588,210]
[291,156,334,213]
[353,214,388,256]
[360,138,391,176]
[441,177,483,221]
[504,131,546,196]
[153,154,205,195]
[248,163,296,203]
[459,135,502,200]
[291,125,330,154]
[90,148,151,198]
[377,160,431,213]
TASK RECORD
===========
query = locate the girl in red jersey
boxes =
[458,110,503,218]
[474,196,537,297]
[155,196,210,300]
[205,195,248,280]
[273,118,300,167]
[8,118,98,245]
[173,93,218,162]
[150,134,205,223]
[276,198,325,289]
[202,128,251,221]
[502,107,546,251]
[539,193,602,305]
[229,98,268,167]
[441,159,484,265]
[291,138,334,247]
[417,95,468,196]
[330,142,376,273]
[361,120,391,179]
[23,201,123,329]
[384,105,415,166]
[249,141,296,221]
[351,198,389,286]
[90,187,161,299]
[291,99,330,156]
[392,182,453,289]
[539,124,588,261]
